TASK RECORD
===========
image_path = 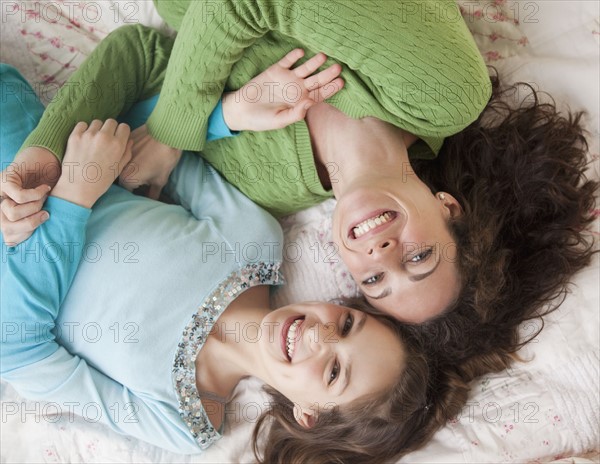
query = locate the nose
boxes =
[299,319,338,363]
[305,322,323,354]
[367,237,398,256]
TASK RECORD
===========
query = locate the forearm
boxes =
[19,25,174,162]
[147,0,264,150]
[1,197,90,371]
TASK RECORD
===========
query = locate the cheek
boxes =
[401,221,429,245]
[443,241,458,262]
[275,373,324,406]
[273,362,322,386]
[403,214,450,248]
[338,248,365,275]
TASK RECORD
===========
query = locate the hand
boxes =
[118,124,182,200]
[222,49,344,132]
[51,120,133,208]
[0,147,60,246]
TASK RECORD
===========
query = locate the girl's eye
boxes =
[362,272,383,286]
[342,314,353,336]
[410,248,433,263]
[328,360,340,385]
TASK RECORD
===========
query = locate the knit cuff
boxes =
[19,116,73,162]
[146,101,209,152]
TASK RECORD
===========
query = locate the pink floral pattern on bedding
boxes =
[13,0,110,97]
[15,0,527,101]
[457,0,529,62]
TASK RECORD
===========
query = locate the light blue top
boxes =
[0,152,284,453]
[0,62,268,454]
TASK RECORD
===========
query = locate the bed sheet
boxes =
[1,1,598,462]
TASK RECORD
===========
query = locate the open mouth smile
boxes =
[281,316,304,361]
[349,210,397,239]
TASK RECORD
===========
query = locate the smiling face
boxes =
[332,174,463,323]
[257,303,405,424]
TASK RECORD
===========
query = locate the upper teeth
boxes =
[286,319,302,360]
[353,212,392,238]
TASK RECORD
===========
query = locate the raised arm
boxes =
[19,25,173,162]
[147,0,491,152]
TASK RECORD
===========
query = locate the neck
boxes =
[195,286,271,400]
[305,103,415,196]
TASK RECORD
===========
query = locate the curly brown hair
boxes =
[409,70,598,374]
[251,299,470,464]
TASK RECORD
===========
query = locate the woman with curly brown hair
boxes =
[402,73,598,372]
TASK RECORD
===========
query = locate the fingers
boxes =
[1,177,50,204]
[116,122,131,143]
[119,140,134,180]
[73,119,130,137]
[71,121,89,136]
[122,139,134,166]
[87,119,104,133]
[304,63,343,92]
[130,124,148,142]
[118,160,140,192]
[1,196,46,222]
[273,101,314,129]
[278,48,305,69]
[100,119,119,134]
[309,77,345,103]
[293,52,328,78]
[0,207,49,247]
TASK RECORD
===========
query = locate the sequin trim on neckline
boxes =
[172,262,283,450]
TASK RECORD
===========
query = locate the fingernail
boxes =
[41,212,49,221]
[46,185,52,192]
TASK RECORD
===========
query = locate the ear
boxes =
[293,404,317,429]
[437,192,463,219]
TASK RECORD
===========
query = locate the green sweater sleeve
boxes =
[19,25,173,161]
[147,0,491,152]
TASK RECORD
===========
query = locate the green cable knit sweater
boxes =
[21,0,491,216]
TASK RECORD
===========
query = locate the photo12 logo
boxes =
[2,2,141,25]
[2,400,140,424]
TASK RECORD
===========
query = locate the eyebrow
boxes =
[368,255,442,299]
[339,313,367,396]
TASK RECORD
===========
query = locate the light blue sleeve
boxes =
[0,197,201,454]
[1,197,91,368]
[164,153,285,266]
[206,99,240,141]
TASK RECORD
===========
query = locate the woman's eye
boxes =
[362,273,383,286]
[410,248,433,263]
[328,360,340,385]
[342,314,354,337]
[342,314,353,336]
